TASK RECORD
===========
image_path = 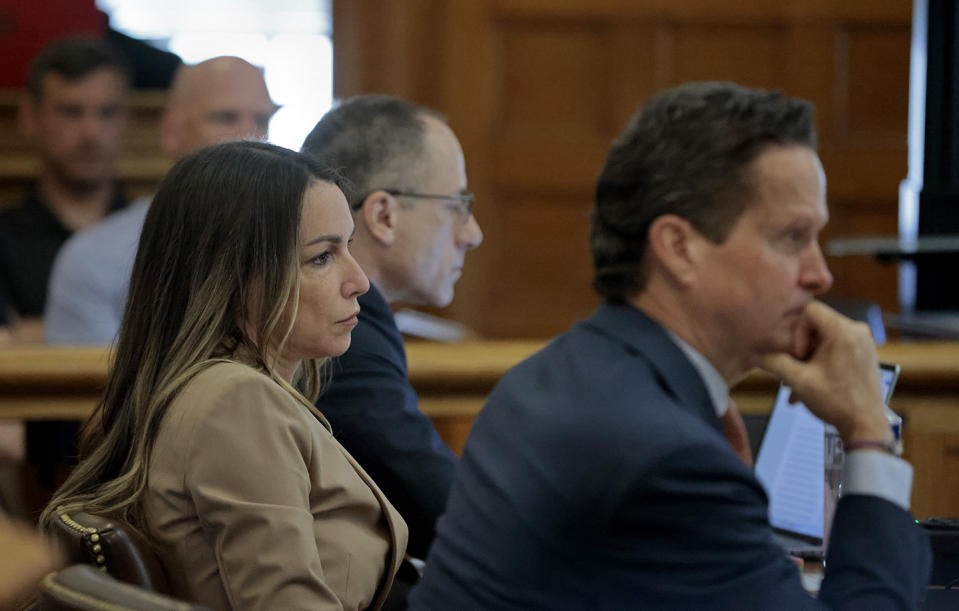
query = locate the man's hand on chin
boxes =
[758,301,891,444]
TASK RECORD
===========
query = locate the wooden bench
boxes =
[1,340,958,518]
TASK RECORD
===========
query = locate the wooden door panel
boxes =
[335,0,913,339]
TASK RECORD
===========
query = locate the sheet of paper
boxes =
[754,386,825,539]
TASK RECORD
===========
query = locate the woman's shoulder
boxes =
[155,360,323,464]
[169,360,307,426]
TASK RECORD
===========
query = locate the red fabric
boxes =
[0,0,105,87]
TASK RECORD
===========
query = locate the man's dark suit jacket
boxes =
[316,284,457,559]
[409,303,931,610]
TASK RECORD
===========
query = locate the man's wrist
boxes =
[839,409,892,445]
[844,438,902,458]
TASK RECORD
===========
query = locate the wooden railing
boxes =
[2,341,958,518]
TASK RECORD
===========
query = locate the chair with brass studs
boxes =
[49,509,172,594]
[37,564,210,611]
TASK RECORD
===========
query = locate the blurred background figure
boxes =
[46,56,278,346]
[31,56,277,517]
[0,36,131,490]
[0,36,131,328]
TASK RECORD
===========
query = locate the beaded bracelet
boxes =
[844,439,902,458]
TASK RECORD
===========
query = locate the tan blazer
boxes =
[145,361,408,610]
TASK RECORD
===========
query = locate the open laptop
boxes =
[754,363,900,558]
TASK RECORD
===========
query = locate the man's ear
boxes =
[646,214,703,287]
[360,190,399,247]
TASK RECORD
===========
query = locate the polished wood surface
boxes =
[2,340,959,517]
[0,1,919,340]
[335,0,913,338]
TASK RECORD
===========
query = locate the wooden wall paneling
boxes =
[898,399,959,518]
[490,18,613,335]
[606,22,664,132]
[669,21,788,89]
[439,0,501,336]
[844,23,911,140]
[819,19,910,315]
[486,197,598,337]
[333,0,448,108]
[337,0,914,340]
[493,21,611,195]
[493,0,909,22]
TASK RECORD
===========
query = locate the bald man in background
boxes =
[45,56,278,345]
[31,57,276,499]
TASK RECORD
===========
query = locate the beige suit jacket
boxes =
[145,361,408,610]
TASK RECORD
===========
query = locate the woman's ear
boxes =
[646,214,703,287]
[359,190,398,246]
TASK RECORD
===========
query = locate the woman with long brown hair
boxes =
[42,140,407,610]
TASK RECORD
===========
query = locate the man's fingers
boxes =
[758,352,802,380]
[803,300,837,322]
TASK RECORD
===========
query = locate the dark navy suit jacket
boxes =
[410,303,931,610]
[315,284,457,559]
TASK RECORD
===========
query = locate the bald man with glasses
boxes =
[302,96,483,583]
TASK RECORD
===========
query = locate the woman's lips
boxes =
[337,310,360,325]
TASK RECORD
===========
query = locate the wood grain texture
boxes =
[1,340,958,516]
[335,0,914,339]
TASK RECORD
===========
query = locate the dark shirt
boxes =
[0,184,126,488]
[0,185,127,317]
[0,282,7,326]
[316,284,457,559]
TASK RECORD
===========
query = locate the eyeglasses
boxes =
[382,189,475,222]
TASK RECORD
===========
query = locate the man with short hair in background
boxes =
[302,95,483,573]
[410,82,931,610]
[0,35,130,325]
[45,56,278,345]
[0,35,130,472]
[36,56,276,502]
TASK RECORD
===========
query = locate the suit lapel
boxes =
[583,303,723,433]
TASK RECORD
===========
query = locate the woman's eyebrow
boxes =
[304,234,342,247]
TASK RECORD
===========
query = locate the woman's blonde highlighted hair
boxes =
[42,141,342,533]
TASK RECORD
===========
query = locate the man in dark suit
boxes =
[302,96,484,561]
[409,82,931,610]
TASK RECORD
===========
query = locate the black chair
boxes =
[49,509,172,594]
[37,565,209,611]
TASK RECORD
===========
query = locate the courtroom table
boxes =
[2,341,959,518]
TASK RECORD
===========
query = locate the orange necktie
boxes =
[723,398,754,468]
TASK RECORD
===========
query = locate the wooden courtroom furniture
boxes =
[335,0,915,340]
[1,340,959,518]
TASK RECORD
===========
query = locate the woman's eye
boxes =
[311,251,332,266]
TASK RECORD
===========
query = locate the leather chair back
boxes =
[49,509,172,594]
[38,564,210,611]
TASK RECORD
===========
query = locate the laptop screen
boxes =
[754,364,900,540]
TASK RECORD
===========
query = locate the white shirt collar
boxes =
[665,330,729,418]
